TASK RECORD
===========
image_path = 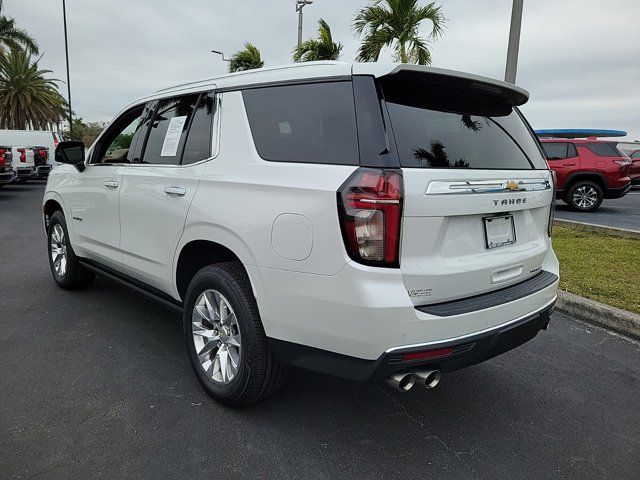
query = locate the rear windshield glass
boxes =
[242,81,359,165]
[383,88,546,170]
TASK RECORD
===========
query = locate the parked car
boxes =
[11,146,35,183]
[627,150,640,185]
[31,146,52,178]
[0,146,14,188]
[539,137,632,211]
[43,62,559,406]
[0,129,62,168]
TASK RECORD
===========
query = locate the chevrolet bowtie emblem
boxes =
[505,180,520,191]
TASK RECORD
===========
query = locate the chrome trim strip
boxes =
[426,179,551,195]
[385,295,557,354]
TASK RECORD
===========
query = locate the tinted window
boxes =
[242,82,359,165]
[567,143,578,158]
[182,93,215,165]
[542,142,568,160]
[93,105,146,164]
[631,151,640,159]
[141,94,199,165]
[386,102,546,169]
[584,142,621,157]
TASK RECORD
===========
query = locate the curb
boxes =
[553,218,640,240]
[555,290,640,341]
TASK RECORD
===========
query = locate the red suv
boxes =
[538,137,632,211]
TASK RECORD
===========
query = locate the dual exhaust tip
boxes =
[386,370,441,392]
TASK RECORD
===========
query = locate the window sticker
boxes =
[160,115,187,157]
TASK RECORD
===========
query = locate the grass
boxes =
[552,226,640,314]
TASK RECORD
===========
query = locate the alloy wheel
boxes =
[573,185,598,209]
[50,224,68,276]
[191,289,242,384]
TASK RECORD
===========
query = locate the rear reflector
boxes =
[402,347,454,362]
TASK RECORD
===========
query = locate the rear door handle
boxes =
[164,186,186,197]
[104,180,119,189]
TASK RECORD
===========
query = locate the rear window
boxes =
[382,86,547,170]
[242,82,359,165]
[585,142,625,157]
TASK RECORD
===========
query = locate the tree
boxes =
[0,0,39,55]
[63,118,106,146]
[228,43,264,73]
[0,49,67,129]
[293,18,343,62]
[353,0,445,65]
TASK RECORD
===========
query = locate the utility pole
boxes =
[62,0,73,137]
[504,0,523,84]
[295,0,314,49]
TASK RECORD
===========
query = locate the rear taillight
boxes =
[548,171,556,237]
[0,149,5,166]
[337,168,403,267]
[613,158,631,169]
[17,148,26,163]
[38,149,47,159]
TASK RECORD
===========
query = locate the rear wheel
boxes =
[184,263,287,406]
[47,211,95,289]
[564,181,603,212]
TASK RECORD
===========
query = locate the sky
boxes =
[5,0,640,140]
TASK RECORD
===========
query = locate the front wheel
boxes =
[184,263,287,406]
[564,181,603,212]
[47,211,95,289]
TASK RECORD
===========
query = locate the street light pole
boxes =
[504,0,523,84]
[62,0,73,137]
[295,0,314,49]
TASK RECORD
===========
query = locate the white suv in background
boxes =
[43,62,559,406]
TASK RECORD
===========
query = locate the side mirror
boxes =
[55,141,86,171]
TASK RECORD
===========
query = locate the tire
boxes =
[184,262,287,406]
[564,181,603,212]
[47,211,95,289]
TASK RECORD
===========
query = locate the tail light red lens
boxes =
[402,347,454,362]
[0,149,5,166]
[38,149,47,159]
[17,148,26,163]
[337,168,403,267]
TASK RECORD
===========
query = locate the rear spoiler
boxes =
[354,63,529,117]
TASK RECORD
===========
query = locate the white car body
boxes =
[43,62,558,386]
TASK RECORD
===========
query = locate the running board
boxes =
[79,259,183,313]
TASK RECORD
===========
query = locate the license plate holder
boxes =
[483,214,516,249]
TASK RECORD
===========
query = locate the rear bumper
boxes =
[605,183,631,199]
[33,165,52,177]
[15,167,35,178]
[269,298,556,382]
[247,244,559,362]
[0,172,13,184]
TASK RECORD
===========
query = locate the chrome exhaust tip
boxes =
[415,369,441,389]
[386,372,416,392]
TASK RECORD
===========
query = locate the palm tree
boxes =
[0,49,67,129]
[353,0,445,65]
[0,0,39,55]
[228,43,264,73]
[293,18,343,62]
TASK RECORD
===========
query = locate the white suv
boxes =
[43,62,559,405]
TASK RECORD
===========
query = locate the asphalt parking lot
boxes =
[555,189,640,231]
[2,181,640,479]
